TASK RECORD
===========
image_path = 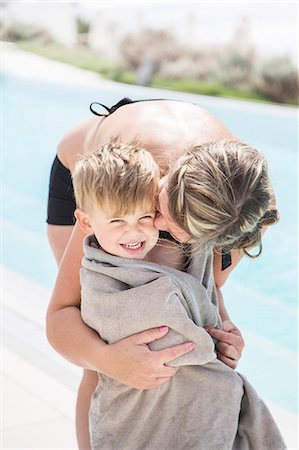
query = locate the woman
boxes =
[46,98,278,449]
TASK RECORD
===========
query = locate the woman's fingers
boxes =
[216,341,240,361]
[206,323,244,353]
[131,326,195,364]
[216,352,238,370]
[131,326,195,385]
[206,327,242,349]
[107,327,193,389]
[132,325,170,345]
[205,320,245,368]
[156,342,196,364]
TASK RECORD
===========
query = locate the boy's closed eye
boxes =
[140,215,155,221]
[110,219,125,224]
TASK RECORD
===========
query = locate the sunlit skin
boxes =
[75,205,159,259]
[154,176,194,244]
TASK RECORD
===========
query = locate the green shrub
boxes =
[15,38,297,105]
[254,57,299,104]
[212,48,255,90]
[119,29,186,74]
[17,42,115,75]
[76,17,90,35]
[157,52,218,82]
[0,22,52,43]
[152,78,267,101]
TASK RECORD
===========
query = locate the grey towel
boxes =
[81,235,286,450]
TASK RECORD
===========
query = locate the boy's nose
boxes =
[125,223,144,236]
[154,212,169,231]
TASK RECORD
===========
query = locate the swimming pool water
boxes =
[2,72,298,414]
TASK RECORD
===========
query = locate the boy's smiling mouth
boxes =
[120,241,145,252]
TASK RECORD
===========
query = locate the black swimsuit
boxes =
[46,97,231,269]
[47,98,166,227]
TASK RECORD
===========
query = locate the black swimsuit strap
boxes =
[89,102,112,116]
[90,98,135,116]
[89,97,190,117]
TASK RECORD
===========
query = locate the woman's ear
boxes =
[74,208,93,235]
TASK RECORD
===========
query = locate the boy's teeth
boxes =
[124,242,142,249]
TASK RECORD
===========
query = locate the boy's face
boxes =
[76,205,159,259]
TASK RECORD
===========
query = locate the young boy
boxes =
[73,141,160,262]
[72,141,285,450]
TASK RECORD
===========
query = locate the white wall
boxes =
[3,2,77,46]
[3,1,297,62]
[86,1,297,62]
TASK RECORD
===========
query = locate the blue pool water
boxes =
[2,72,298,414]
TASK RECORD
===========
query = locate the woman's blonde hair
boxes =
[167,140,279,256]
[72,141,160,216]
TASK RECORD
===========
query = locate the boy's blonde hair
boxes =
[167,140,279,256]
[72,141,160,216]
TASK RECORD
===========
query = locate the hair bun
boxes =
[258,209,280,228]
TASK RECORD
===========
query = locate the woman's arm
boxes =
[206,287,244,369]
[46,223,106,369]
[211,212,276,368]
[46,223,195,388]
[213,248,245,289]
[211,249,247,368]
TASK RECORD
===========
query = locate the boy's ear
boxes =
[74,208,93,235]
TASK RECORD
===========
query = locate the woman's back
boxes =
[58,100,236,174]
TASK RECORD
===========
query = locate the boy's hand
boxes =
[205,320,244,369]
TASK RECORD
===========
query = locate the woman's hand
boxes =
[205,320,245,369]
[101,326,195,390]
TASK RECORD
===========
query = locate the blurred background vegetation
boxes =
[1,2,298,105]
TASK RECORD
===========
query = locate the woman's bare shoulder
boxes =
[57,116,102,171]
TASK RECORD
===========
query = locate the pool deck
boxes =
[1,43,298,449]
[2,267,80,448]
